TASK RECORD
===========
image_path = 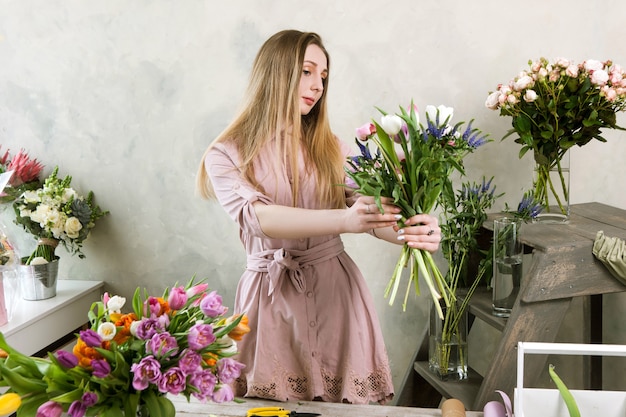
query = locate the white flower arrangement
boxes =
[13,166,109,265]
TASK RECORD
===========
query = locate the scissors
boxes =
[247,406,321,417]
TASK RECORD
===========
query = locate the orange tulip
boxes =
[205,352,218,367]
[227,314,250,341]
[73,337,102,368]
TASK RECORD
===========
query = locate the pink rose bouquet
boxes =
[486,57,626,217]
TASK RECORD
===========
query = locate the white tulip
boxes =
[426,105,454,126]
[380,114,403,135]
[107,295,126,313]
[98,322,117,341]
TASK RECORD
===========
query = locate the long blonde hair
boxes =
[195,30,345,209]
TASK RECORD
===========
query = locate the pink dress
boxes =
[205,139,394,404]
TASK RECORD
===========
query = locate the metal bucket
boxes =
[18,259,59,300]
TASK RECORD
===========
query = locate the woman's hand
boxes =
[394,213,441,253]
[343,196,403,234]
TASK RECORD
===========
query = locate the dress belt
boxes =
[246,236,345,302]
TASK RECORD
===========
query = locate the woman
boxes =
[196,30,440,404]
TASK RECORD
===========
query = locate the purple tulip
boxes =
[212,384,235,403]
[157,367,186,394]
[130,356,162,390]
[178,349,202,375]
[36,401,63,417]
[56,350,79,368]
[200,291,227,318]
[188,369,217,401]
[147,332,179,358]
[135,317,164,340]
[81,392,98,407]
[67,400,86,417]
[216,357,245,384]
[187,323,216,350]
[79,329,102,348]
[91,359,111,378]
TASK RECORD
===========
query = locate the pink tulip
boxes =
[355,123,376,141]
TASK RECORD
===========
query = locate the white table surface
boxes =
[169,395,484,417]
[0,279,104,355]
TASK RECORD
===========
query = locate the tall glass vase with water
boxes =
[492,217,523,318]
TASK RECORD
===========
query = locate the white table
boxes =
[169,396,485,417]
[0,279,103,356]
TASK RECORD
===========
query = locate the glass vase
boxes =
[0,208,21,324]
[428,299,468,381]
[492,217,523,318]
[533,150,570,223]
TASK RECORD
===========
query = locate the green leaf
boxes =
[548,364,581,417]
[0,366,47,395]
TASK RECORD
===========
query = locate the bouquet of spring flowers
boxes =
[0,277,250,417]
[0,146,44,205]
[485,57,626,216]
[346,102,489,316]
[13,166,109,265]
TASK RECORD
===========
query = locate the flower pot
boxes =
[18,258,59,300]
[533,151,570,223]
[428,299,468,381]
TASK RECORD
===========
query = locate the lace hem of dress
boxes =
[234,365,394,404]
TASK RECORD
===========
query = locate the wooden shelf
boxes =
[404,203,626,411]
[413,361,482,410]
[460,288,507,332]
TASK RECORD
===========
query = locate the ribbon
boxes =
[247,237,344,302]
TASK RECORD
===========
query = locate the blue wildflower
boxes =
[461,122,489,148]
[356,139,373,160]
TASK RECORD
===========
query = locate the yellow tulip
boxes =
[0,392,21,415]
